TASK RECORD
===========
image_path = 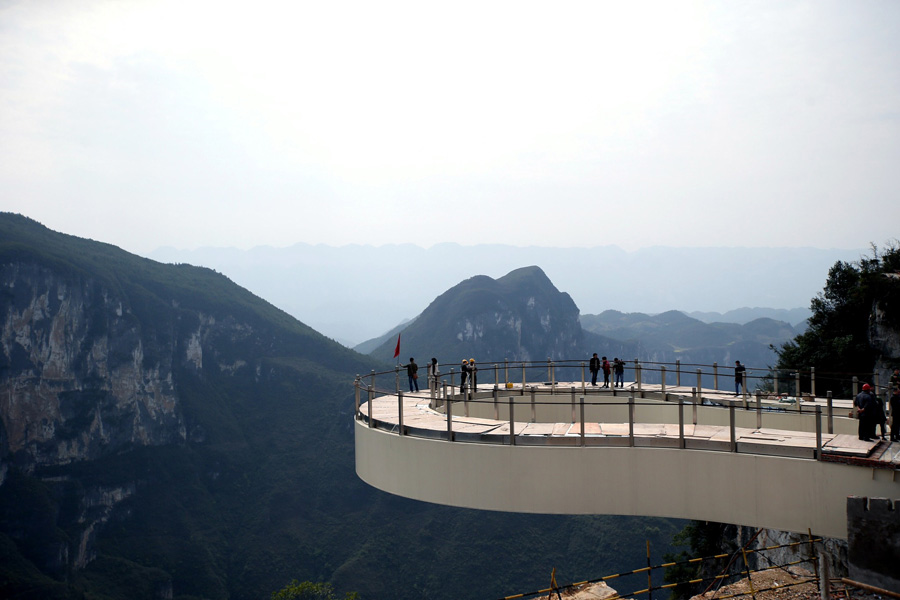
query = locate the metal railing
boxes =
[360,358,894,403]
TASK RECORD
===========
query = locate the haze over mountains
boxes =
[149,244,850,346]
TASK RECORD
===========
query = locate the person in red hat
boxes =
[855,383,877,441]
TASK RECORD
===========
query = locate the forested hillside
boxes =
[0,214,681,600]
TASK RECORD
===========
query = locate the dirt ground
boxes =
[689,567,891,600]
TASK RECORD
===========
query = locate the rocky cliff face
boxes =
[0,262,186,474]
[870,277,900,386]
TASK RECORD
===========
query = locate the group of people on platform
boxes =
[402,358,467,394]
[588,354,625,388]
[854,368,900,442]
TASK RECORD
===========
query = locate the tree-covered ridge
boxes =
[776,243,900,398]
[0,213,684,600]
[0,213,366,369]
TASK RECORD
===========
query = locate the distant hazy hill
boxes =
[367,266,595,365]
[149,243,854,345]
[580,310,798,372]
[686,307,811,327]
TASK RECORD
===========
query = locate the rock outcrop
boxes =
[1,262,185,472]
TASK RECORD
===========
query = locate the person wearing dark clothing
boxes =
[428,358,440,393]
[874,394,888,440]
[855,384,877,441]
[406,358,419,392]
[589,353,600,386]
[734,361,746,396]
[891,387,900,442]
[613,358,625,388]
[459,359,469,394]
[602,357,611,388]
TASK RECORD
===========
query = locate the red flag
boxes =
[393,333,401,359]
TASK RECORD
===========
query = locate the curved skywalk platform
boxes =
[354,381,900,540]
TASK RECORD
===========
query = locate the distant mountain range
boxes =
[357,268,799,380]
[149,243,849,345]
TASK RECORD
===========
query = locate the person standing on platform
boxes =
[405,358,419,393]
[602,356,611,388]
[874,391,888,440]
[428,358,440,393]
[613,358,625,388]
[589,353,600,386]
[459,359,469,395]
[734,361,746,396]
[890,386,900,442]
[855,383,876,441]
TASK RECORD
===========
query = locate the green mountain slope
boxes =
[0,214,682,600]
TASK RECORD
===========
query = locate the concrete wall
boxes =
[356,420,900,540]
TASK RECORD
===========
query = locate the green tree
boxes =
[271,580,359,600]
[775,243,900,397]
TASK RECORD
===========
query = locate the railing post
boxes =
[634,358,640,391]
[522,363,526,394]
[713,362,719,390]
[493,385,499,420]
[370,369,376,393]
[815,405,823,460]
[576,396,584,447]
[447,396,454,442]
[493,363,498,386]
[354,376,361,417]
[367,385,373,428]
[547,358,552,384]
[756,390,762,429]
[773,367,779,396]
[508,397,515,446]
[696,369,702,402]
[676,359,681,387]
[441,381,448,407]
[678,397,685,448]
[464,388,470,418]
[398,391,405,436]
[827,390,834,434]
[742,371,749,404]
[450,367,455,394]
[729,403,736,452]
[795,371,801,403]
[530,386,536,422]
[571,387,577,423]
[874,371,881,396]
[581,361,586,393]
[504,359,509,386]
[395,366,400,396]
[661,365,667,398]
[692,387,698,425]
[628,391,635,447]
[811,367,816,399]
[852,376,859,398]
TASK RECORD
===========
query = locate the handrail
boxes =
[352,377,884,464]
[355,358,893,404]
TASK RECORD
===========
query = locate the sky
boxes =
[1,0,899,256]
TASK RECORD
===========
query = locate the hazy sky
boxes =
[2,0,898,256]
